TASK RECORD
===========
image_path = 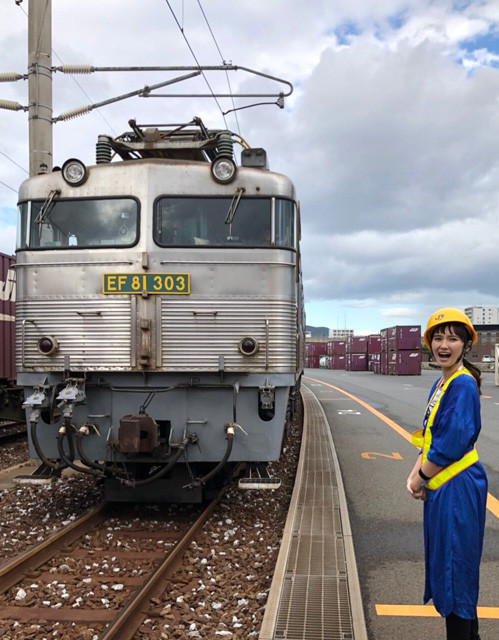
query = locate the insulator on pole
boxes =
[0,73,24,82]
[0,99,26,111]
[57,105,91,121]
[57,65,94,74]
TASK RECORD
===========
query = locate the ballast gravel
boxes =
[0,404,302,639]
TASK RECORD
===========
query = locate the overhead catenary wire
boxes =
[195,0,240,135]
[0,149,29,175]
[0,178,18,193]
[163,0,228,128]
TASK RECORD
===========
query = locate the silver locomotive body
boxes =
[16,124,304,501]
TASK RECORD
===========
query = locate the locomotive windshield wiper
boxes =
[225,187,245,240]
[34,188,61,231]
[225,187,245,225]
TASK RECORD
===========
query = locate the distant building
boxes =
[469,324,499,362]
[328,329,354,339]
[465,306,499,325]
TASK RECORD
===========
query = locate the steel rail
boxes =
[98,489,226,640]
[0,503,107,594]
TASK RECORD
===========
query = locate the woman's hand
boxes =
[406,471,426,500]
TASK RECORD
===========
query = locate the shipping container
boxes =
[380,327,389,352]
[306,355,321,368]
[380,350,389,375]
[368,352,380,373]
[387,325,421,351]
[330,355,346,370]
[367,334,381,354]
[0,253,16,380]
[388,350,421,375]
[327,340,346,356]
[347,336,368,354]
[305,342,328,357]
[347,353,368,371]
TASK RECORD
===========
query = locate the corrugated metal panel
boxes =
[0,253,16,379]
[161,299,296,372]
[16,298,132,370]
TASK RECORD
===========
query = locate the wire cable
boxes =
[196,0,240,134]
[0,149,29,175]
[163,0,227,126]
[0,178,18,193]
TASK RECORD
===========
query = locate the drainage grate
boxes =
[271,386,355,639]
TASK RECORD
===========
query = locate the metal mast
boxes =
[28,0,53,176]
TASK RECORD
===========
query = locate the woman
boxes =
[407,308,488,640]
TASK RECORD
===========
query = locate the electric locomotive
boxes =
[16,118,304,501]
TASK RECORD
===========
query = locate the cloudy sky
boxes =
[1,0,499,334]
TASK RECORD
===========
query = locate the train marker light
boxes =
[61,158,88,186]
[37,336,59,356]
[239,337,259,356]
[211,156,236,184]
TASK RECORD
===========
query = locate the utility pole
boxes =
[28,0,53,176]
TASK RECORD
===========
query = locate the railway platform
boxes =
[260,384,368,640]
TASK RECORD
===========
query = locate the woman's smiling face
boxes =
[431,325,465,370]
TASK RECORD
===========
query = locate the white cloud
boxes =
[1,0,499,333]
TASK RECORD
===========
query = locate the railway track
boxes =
[0,420,26,443]
[0,493,225,639]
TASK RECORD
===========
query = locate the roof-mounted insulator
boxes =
[96,135,112,164]
[216,132,234,160]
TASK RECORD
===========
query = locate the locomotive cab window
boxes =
[17,197,139,249]
[154,197,295,249]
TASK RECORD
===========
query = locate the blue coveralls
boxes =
[422,373,488,619]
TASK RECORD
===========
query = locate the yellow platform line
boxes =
[376,604,499,618]
[305,376,413,443]
[305,376,499,519]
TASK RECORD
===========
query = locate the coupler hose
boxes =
[75,425,123,478]
[124,438,189,488]
[57,419,100,476]
[30,421,68,473]
[190,423,235,488]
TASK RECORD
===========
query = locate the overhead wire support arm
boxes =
[52,64,293,100]
[53,71,201,122]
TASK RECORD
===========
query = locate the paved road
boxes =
[304,368,499,640]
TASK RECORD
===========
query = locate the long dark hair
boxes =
[430,322,482,394]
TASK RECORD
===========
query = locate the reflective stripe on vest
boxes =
[411,368,479,490]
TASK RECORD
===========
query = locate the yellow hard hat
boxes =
[423,307,477,349]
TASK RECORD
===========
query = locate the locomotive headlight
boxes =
[211,157,237,184]
[239,337,259,356]
[37,336,59,356]
[61,158,88,186]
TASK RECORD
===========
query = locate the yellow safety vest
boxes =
[412,368,479,490]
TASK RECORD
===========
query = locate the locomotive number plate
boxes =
[102,273,190,295]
